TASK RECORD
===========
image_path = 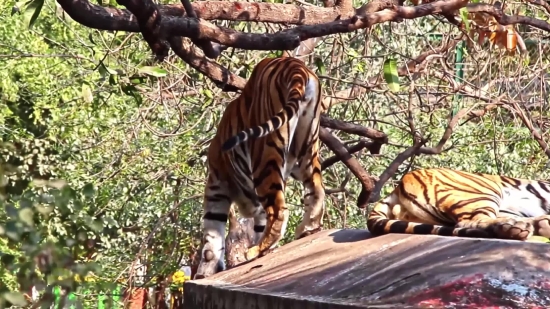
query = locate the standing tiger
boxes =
[194,56,328,279]
[367,168,550,240]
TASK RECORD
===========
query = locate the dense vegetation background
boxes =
[1,0,550,306]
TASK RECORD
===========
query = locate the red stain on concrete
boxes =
[406,274,550,308]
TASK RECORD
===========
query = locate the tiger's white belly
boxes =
[500,187,547,217]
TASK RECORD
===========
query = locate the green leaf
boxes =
[314,57,326,75]
[356,62,364,73]
[5,221,20,241]
[203,89,213,99]
[130,76,146,85]
[61,186,77,201]
[383,58,400,93]
[523,55,530,67]
[35,204,53,215]
[121,84,143,106]
[98,63,118,76]
[89,220,103,232]
[5,204,18,219]
[3,292,27,306]
[138,66,168,77]
[82,183,95,198]
[23,0,44,29]
[109,74,119,85]
[82,83,93,103]
[459,8,470,32]
[0,253,16,267]
[19,208,34,226]
[19,197,33,208]
[121,84,138,96]
[527,236,550,243]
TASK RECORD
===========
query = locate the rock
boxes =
[184,229,550,308]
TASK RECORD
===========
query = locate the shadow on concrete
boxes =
[185,229,550,309]
[328,229,372,243]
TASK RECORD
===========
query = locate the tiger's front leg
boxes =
[245,177,289,261]
[532,215,550,238]
[455,214,534,241]
[195,178,232,279]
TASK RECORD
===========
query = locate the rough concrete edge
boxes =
[184,279,401,309]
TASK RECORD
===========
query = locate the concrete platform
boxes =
[184,229,550,308]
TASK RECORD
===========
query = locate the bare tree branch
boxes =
[321,140,380,170]
[366,135,429,204]
[167,37,244,91]
[322,36,462,107]
[523,0,550,15]
[364,93,512,203]
[320,115,389,143]
[57,0,550,67]
[467,3,550,31]
[509,102,550,158]
[162,0,467,52]
[115,0,169,60]
[426,65,550,161]
[179,0,225,58]
[56,0,368,31]
[416,102,502,155]
[54,1,336,31]
[319,127,375,208]
[163,29,457,98]
[225,206,255,269]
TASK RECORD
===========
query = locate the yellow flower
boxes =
[84,275,97,282]
[172,271,189,285]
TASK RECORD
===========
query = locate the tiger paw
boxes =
[297,226,323,239]
[259,247,277,257]
[533,215,550,238]
[245,246,260,261]
[492,219,534,241]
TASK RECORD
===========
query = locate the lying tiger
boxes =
[367,167,550,240]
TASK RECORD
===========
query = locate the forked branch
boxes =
[115,0,169,60]
[319,127,375,208]
[365,135,429,204]
[179,0,225,58]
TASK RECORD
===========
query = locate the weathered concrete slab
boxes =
[184,229,550,308]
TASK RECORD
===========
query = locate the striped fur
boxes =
[195,56,328,279]
[367,168,550,240]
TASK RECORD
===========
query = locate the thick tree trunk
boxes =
[225,206,255,269]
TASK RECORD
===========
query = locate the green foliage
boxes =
[23,0,44,29]
[383,58,399,93]
[314,57,326,75]
[137,66,168,78]
[0,178,101,307]
[459,8,470,32]
[2,0,201,305]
